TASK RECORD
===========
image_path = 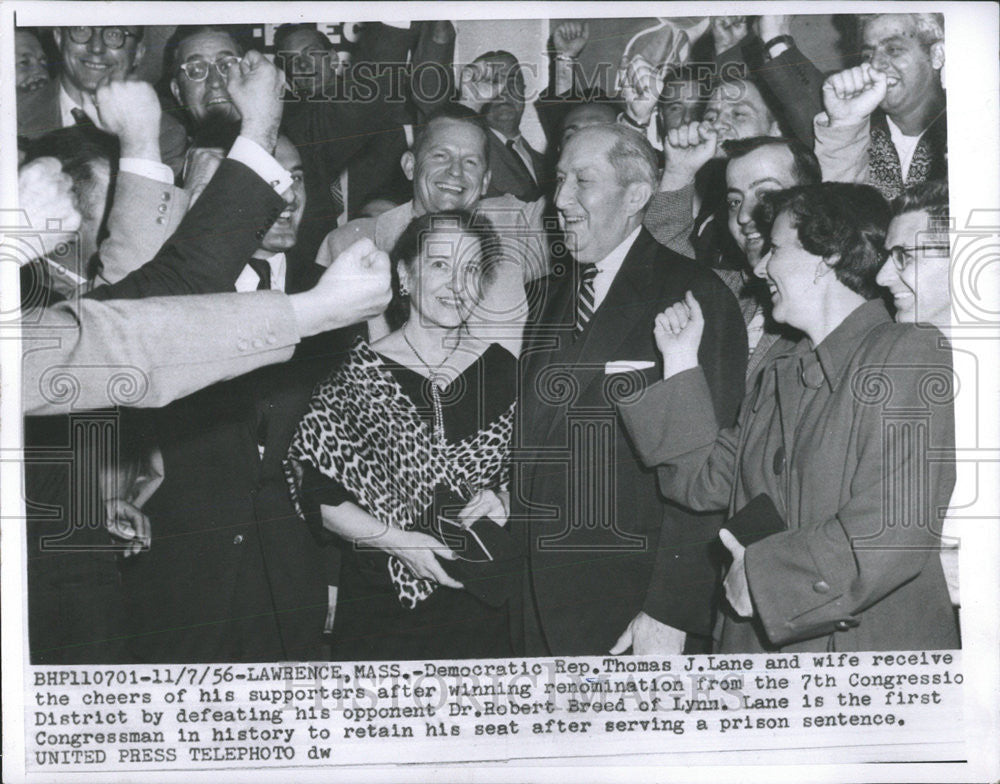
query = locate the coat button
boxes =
[157,203,168,213]
[773,446,785,475]
[162,191,171,201]
[237,338,249,351]
[233,534,244,545]
[813,580,830,594]
[835,619,859,631]
[266,333,277,345]
[251,338,263,349]
[156,216,165,225]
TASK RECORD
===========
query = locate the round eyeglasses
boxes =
[177,55,242,82]
[882,244,951,272]
[66,26,137,50]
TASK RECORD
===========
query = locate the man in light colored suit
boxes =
[316,105,548,354]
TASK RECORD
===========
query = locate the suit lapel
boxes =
[572,231,659,381]
[521,273,576,441]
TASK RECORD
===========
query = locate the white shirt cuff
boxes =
[228,135,293,194]
[119,158,174,184]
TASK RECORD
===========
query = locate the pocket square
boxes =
[605,360,656,375]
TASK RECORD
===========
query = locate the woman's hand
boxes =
[457,488,509,528]
[654,290,704,379]
[381,528,464,590]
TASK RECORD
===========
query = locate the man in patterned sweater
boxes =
[813,13,946,200]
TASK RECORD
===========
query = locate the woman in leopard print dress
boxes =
[286,211,518,661]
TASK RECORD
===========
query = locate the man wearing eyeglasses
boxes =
[17,26,188,178]
[877,179,952,326]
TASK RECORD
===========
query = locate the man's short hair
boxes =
[599,124,659,190]
[412,105,491,165]
[891,179,950,238]
[21,126,120,248]
[858,13,944,47]
[163,25,249,76]
[708,72,786,133]
[723,136,821,186]
[273,23,329,54]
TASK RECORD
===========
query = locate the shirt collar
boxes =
[810,299,893,391]
[490,127,521,146]
[593,226,642,275]
[58,83,81,127]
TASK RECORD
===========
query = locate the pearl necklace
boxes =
[401,325,460,444]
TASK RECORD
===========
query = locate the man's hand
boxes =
[654,290,704,378]
[290,238,392,337]
[84,77,163,160]
[105,498,151,558]
[553,21,589,58]
[619,54,662,128]
[660,120,718,191]
[457,489,509,529]
[458,60,504,112]
[719,529,753,618]
[182,147,225,206]
[758,15,793,46]
[610,612,686,655]
[712,16,749,55]
[822,63,887,126]
[423,20,455,46]
[17,157,82,260]
[227,50,286,152]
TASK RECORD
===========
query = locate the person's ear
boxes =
[814,256,838,284]
[132,40,147,71]
[401,150,415,181]
[624,180,654,218]
[169,78,181,107]
[397,261,411,294]
[480,167,492,196]
[930,41,945,72]
[52,28,63,50]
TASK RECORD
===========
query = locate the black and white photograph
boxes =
[2,2,998,781]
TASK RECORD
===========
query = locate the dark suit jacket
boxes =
[484,130,547,201]
[693,32,825,147]
[510,229,747,656]
[17,79,188,177]
[97,186,353,662]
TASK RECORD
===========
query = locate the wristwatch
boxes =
[763,34,794,58]
[619,111,649,130]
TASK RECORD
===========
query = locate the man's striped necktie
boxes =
[575,263,598,336]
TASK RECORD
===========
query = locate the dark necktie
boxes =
[248,258,271,291]
[506,138,538,187]
[575,263,598,336]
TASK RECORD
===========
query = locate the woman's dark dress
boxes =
[286,339,516,662]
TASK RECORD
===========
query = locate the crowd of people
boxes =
[15,14,957,664]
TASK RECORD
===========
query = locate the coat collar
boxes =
[807,299,892,392]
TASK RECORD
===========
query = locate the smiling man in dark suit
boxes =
[511,124,747,657]
[471,50,548,201]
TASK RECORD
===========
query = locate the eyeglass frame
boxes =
[176,55,243,82]
[65,26,139,50]
[882,243,951,272]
